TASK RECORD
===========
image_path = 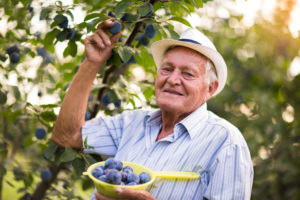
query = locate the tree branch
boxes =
[31,164,64,200]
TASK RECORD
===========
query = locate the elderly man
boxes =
[51,19,253,200]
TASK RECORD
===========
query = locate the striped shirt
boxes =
[82,103,253,200]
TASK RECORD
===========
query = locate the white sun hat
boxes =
[151,28,227,96]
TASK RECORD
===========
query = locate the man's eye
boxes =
[162,67,171,72]
[183,72,194,78]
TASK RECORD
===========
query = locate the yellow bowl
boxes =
[83,161,200,198]
[83,161,156,199]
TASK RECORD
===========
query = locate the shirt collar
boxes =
[144,109,161,127]
[179,103,208,139]
[144,103,208,139]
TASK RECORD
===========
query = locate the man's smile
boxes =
[163,89,184,96]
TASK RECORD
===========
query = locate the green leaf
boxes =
[84,12,100,21]
[168,28,180,39]
[86,18,102,33]
[0,53,7,62]
[115,1,132,17]
[40,7,52,20]
[171,0,183,4]
[19,0,27,6]
[128,98,136,108]
[72,157,86,177]
[132,53,143,66]
[63,72,74,82]
[40,104,58,109]
[83,137,88,148]
[40,110,57,122]
[84,154,98,164]
[58,147,77,163]
[190,0,203,8]
[140,48,155,68]
[66,10,74,21]
[0,90,7,104]
[63,41,77,57]
[54,14,67,25]
[129,92,141,101]
[56,1,63,7]
[117,46,134,63]
[44,29,60,49]
[107,51,122,67]
[137,2,153,17]
[56,29,69,42]
[83,137,94,150]
[124,13,139,22]
[23,135,34,147]
[169,16,192,27]
[143,87,154,101]
[108,90,119,103]
[81,177,94,190]
[42,142,58,160]
[10,86,21,100]
[78,22,87,29]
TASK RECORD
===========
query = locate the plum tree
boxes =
[5,0,288,199]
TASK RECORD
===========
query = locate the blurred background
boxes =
[0,0,300,199]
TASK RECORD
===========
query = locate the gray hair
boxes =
[205,60,218,85]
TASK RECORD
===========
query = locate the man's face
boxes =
[155,46,215,115]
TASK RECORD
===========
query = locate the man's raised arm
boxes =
[51,19,122,149]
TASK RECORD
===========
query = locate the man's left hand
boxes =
[95,188,157,200]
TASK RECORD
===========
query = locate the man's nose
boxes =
[167,71,181,85]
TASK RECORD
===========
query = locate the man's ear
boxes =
[208,81,219,97]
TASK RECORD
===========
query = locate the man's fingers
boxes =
[92,34,106,48]
[116,188,155,200]
[97,19,115,31]
[85,34,105,49]
[95,19,121,47]
[96,29,111,46]
[95,191,116,200]
[110,31,122,45]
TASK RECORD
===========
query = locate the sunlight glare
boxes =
[289,1,300,38]
[287,56,300,80]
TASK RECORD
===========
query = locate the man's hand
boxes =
[95,188,157,200]
[84,18,122,66]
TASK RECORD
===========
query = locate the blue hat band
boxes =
[179,38,202,45]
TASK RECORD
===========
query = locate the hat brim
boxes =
[151,39,227,96]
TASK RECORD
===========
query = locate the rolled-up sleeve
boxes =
[82,116,121,157]
[204,144,254,200]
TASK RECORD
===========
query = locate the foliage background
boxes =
[0,0,300,199]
